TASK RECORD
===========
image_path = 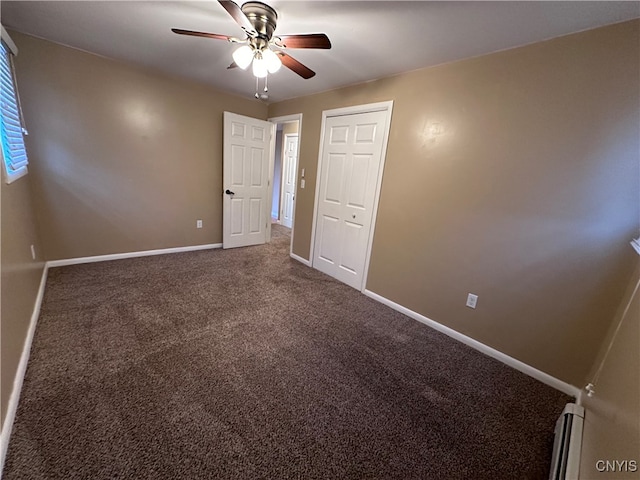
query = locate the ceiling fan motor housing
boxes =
[241,1,278,50]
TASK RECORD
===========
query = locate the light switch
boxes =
[300,179,306,189]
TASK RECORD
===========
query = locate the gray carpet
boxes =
[4,225,569,479]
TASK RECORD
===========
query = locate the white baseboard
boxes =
[47,243,223,268]
[363,289,581,398]
[290,252,311,267]
[0,264,49,474]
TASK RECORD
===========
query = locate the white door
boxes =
[280,134,298,228]
[313,109,389,289]
[223,111,273,249]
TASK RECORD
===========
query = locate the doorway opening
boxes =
[268,114,302,257]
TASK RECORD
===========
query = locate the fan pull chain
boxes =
[253,77,269,101]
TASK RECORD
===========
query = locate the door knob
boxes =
[225,189,235,195]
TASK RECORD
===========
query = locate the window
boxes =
[0,29,28,184]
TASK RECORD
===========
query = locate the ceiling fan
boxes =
[172,0,331,81]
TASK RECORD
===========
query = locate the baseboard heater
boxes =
[549,403,585,480]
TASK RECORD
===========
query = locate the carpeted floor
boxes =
[3,225,569,479]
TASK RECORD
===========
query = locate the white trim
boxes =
[0,26,18,55]
[265,120,277,244]
[267,114,304,124]
[1,147,28,185]
[47,243,222,268]
[309,100,394,292]
[363,288,581,398]
[267,113,303,259]
[2,164,28,185]
[0,264,48,472]
[320,101,395,119]
[309,115,326,265]
[290,252,311,267]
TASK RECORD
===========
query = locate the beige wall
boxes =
[268,20,640,386]
[579,260,640,480]
[1,171,45,427]
[282,121,299,137]
[11,31,268,261]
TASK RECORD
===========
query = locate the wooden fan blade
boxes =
[276,52,315,79]
[218,0,255,33]
[277,33,331,49]
[171,29,231,41]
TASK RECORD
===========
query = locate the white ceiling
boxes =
[2,1,639,103]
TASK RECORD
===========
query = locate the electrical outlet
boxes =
[196,219,203,229]
[466,293,478,309]
[300,178,305,189]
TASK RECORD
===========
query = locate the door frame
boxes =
[280,133,299,229]
[309,101,394,292]
[267,113,303,259]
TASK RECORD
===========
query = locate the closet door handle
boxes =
[225,189,235,195]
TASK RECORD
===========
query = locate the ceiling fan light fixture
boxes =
[262,48,282,73]
[172,0,331,86]
[252,52,269,78]
[232,45,254,69]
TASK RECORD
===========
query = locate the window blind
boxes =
[0,40,28,181]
